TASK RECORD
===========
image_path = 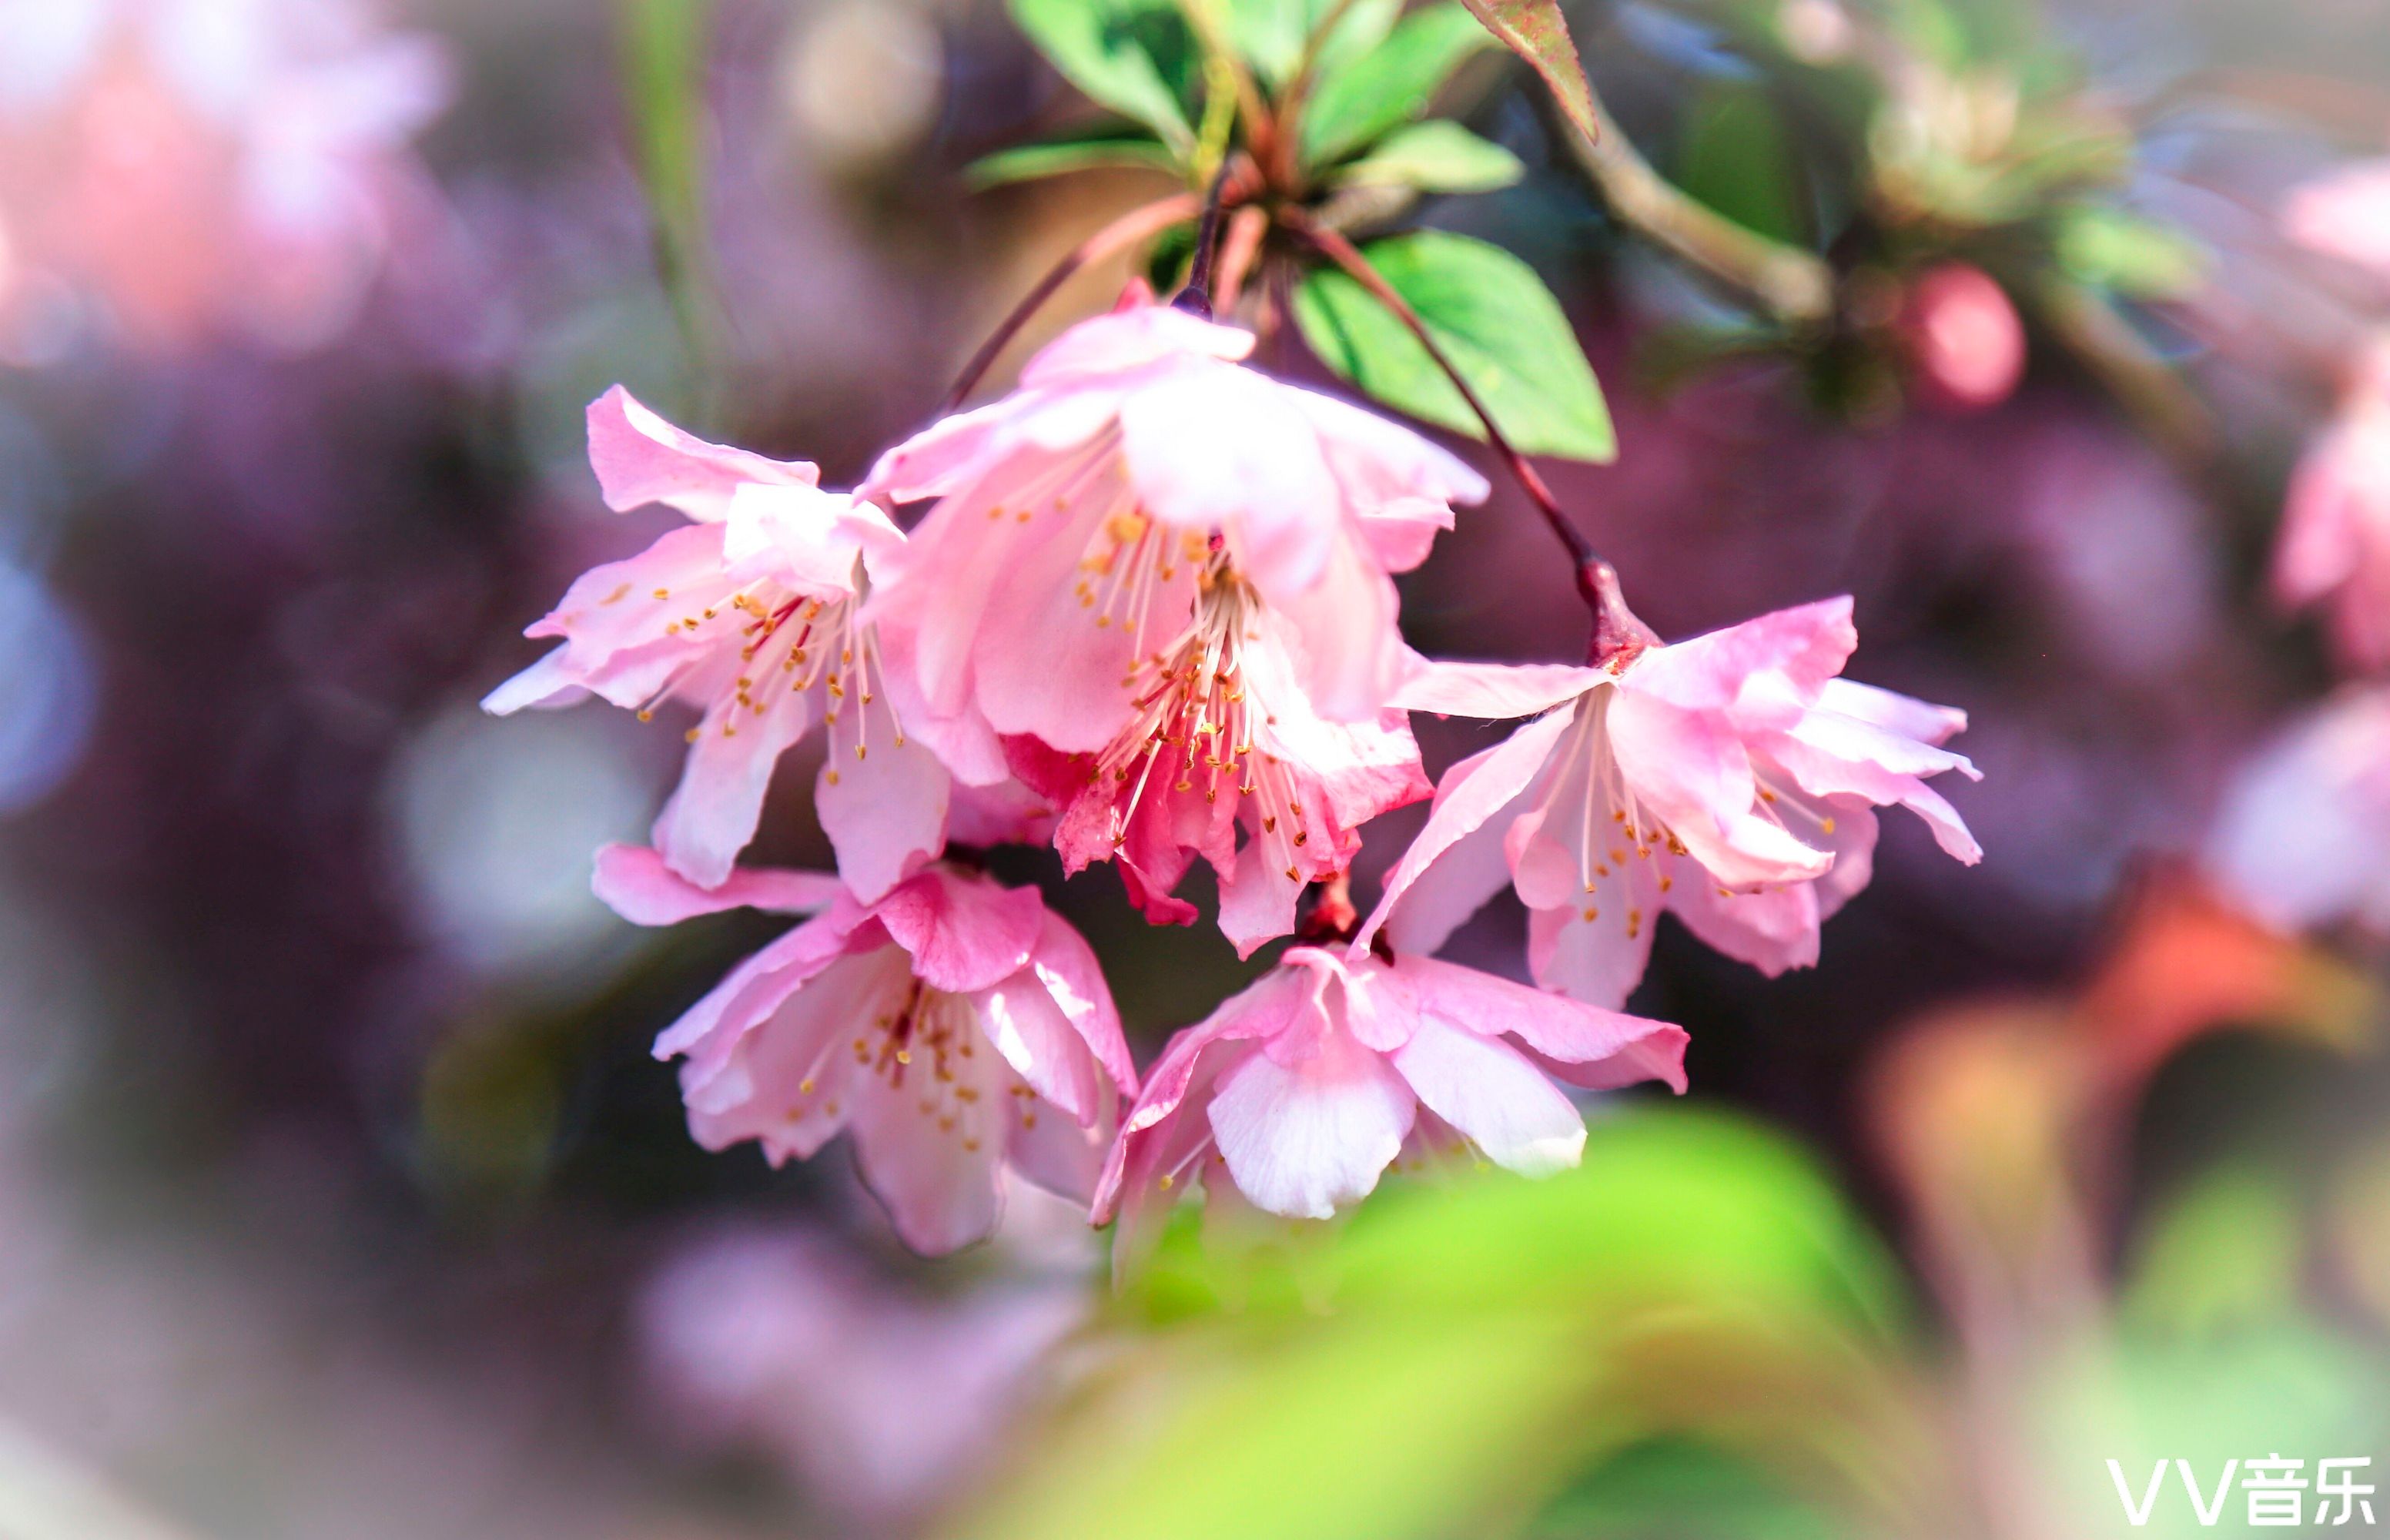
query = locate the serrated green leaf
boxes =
[1009,0,1200,153]
[1300,3,1497,168]
[1332,119,1523,193]
[2054,205,2208,300]
[966,135,1183,189]
[1294,229,1614,460]
[1221,0,1401,87]
[1455,0,1602,149]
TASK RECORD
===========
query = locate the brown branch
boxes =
[938,192,1202,414]
[1282,208,1654,665]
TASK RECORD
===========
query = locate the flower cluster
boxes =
[487,297,1981,1257]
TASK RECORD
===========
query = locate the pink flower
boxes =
[0,0,451,355]
[486,387,997,899]
[2283,159,2390,283]
[1360,598,1981,1007]
[1003,598,1431,957]
[598,845,1136,1255]
[861,300,1485,735]
[1900,263,2026,413]
[2204,688,2390,937]
[1093,945,1685,1263]
[2275,337,2390,673]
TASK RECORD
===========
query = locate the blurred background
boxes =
[1,0,2387,1536]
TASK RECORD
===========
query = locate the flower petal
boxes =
[1389,1016,1585,1177]
[871,869,1046,994]
[651,668,821,889]
[815,689,952,904]
[847,1036,1008,1255]
[1207,1028,1414,1220]
[1393,658,1603,720]
[592,843,845,925]
[587,385,818,521]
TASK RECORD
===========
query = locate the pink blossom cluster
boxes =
[0,0,450,357]
[487,299,1982,1257]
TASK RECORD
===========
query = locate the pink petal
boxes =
[1400,952,1683,1091]
[970,968,1103,1127]
[587,386,818,521]
[1025,910,1136,1099]
[1258,534,1408,723]
[1117,363,1341,594]
[1388,1016,1585,1177]
[1361,707,1572,958]
[1206,1027,1414,1220]
[1759,725,1982,865]
[870,869,1046,995]
[1625,598,1856,715]
[592,843,846,925]
[846,1037,1008,1255]
[680,948,912,1161]
[1393,658,1602,719]
[1523,875,1659,1012]
[651,668,822,889]
[1284,384,1489,538]
[1608,688,1833,887]
[1019,305,1254,388]
[1007,1089,1113,1204]
[815,691,952,904]
[480,644,587,715]
[1813,678,1968,746]
[1215,848,1306,960]
[1663,876,1822,977]
[651,906,873,1068]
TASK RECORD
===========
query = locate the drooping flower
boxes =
[1092,944,1685,1267]
[599,845,1136,1255]
[0,0,451,356]
[859,300,1478,946]
[1003,598,1431,957]
[2274,336,2390,674]
[485,386,1000,899]
[2204,688,2390,938]
[2283,158,2390,283]
[1359,597,1981,1008]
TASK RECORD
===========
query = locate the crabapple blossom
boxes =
[485,386,988,899]
[2204,688,2390,937]
[1359,598,1980,1007]
[1093,944,1686,1267]
[2275,336,2390,674]
[598,845,1136,1255]
[860,299,1482,948]
[0,0,451,355]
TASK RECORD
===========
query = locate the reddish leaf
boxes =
[1455,0,1601,146]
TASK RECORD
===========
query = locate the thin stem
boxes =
[1274,0,1364,184]
[1535,85,1834,326]
[1173,158,1240,318]
[1213,204,1270,313]
[1283,209,1654,665]
[936,192,1201,414]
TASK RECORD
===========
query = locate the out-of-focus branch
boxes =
[1535,89,1836,326]
[2034,277,2214,460]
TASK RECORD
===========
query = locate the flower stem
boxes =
[1172,159,1241,320]
[937,192,1202,414]
[1282,209,1653,665]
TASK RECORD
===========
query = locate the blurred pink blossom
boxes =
[485,387,981,899]
[2283,159,2390,282]
[2204,687,2390,936]
[1900,263,2027,413]
[2275,336,2390,674]
[1093,944,1684,1269]
[638,1224,1087,1526]
[0,0,451,357]
[1363,598,1980,1006]
[601,848,1135,1255]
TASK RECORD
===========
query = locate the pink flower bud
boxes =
[1901,263,2027,413]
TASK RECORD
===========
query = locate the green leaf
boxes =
[614,0,719,380]
[1454,0,1604,150]
[1331,119,1523,193]
[1294,229,1614,460]
[965,135,1183,189]
[1221,0,1401,87]
[1300,3,1497,167]
[2054,205,2208,301]
[1009,0,1200,154]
